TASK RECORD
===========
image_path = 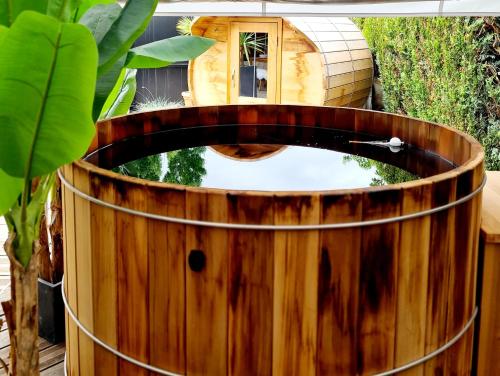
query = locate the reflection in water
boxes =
[113,147,207,187]
[163,147,207,186]
[90,124,455,192]
[343,155,418,186]
[210,144,286,161]
[114,145,419,191]
[115,154,162,181]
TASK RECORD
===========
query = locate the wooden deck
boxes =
[0,217,65,375]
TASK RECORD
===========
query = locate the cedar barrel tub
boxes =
[61,105,484,375]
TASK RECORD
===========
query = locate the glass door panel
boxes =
[239,32,268,98]
[229,22,278,104]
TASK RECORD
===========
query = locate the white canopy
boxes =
[156,0,500,16]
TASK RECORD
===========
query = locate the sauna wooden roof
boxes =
[285,17,373,106]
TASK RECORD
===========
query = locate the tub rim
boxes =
[69,105,484,199]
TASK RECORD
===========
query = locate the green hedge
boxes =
[356,17,500,170]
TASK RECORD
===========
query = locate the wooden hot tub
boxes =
[61,105,484,375]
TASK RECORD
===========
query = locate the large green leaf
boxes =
[0,0,48,26]
[100,68,137,119]
[125,35,215,69]
[0,11,97,179]
[97,0,158,76]
[93,54,126,121]
[79,2,121,44]
[0,169,22,216]
[0,25,7,45]
[79,2,125,121]
[75,0,114,21]
[47,0,81,22]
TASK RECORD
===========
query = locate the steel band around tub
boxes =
[61,275,478,376]
[57,169,486,231]
[61,275,182,376]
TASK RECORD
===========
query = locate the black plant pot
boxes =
[38,278,65,344]
[239,65,258,97]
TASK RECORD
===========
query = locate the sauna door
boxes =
[229,22,279,104]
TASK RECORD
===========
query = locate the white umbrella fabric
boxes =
[156,0,500,16]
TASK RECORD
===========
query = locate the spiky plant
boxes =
[134,97,183,112]
[177,16,195,36]
[239,32,266,65]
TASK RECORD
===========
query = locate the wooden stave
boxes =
[64,105,484,375]
[476,171,500,375]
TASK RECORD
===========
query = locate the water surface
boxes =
[86,124,455,191]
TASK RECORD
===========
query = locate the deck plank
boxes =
[41,361,64,376]
[0,341,65,375]
[39,343,65,372]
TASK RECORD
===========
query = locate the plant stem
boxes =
[20,179,31,223]
[38,209,51,282]
[49,177,64,282]
[2,232,40,375]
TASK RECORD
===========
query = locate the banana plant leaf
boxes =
[47,0,81,22]
[93,54,127,121]
[0,169,23,216]
[126,35,215,69]
[0,24,7,43]
[80,2,125,121]
[101,35,215,118]
[79,2,121,43]
[100,68,137,119]
[0,11,97,182]
[97,0,158,76]
[75,0,115,21]
[0,0,48,26]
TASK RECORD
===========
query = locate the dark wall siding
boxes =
[134,16,189,104]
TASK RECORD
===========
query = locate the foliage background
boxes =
[115,147,207,186]
[343,155,418,186]
[355,17,500,170]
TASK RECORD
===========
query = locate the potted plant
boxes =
[0,0,214,373]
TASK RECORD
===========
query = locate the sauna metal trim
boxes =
[58,170,486,230]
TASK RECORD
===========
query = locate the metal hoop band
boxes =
[62,276,477,375]
[58,169,486,231]
[374,306,478,375]
[61,276,182,376]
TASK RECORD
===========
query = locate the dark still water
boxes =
[85,124,455,191]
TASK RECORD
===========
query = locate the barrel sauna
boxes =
[62,105,484,375]
[187,17,373,107]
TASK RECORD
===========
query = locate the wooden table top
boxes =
[481,171,500,244]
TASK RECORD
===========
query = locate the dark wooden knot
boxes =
[188,250,206,272]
